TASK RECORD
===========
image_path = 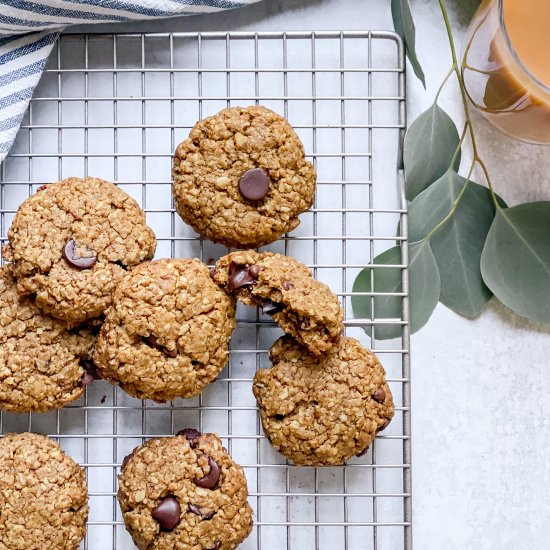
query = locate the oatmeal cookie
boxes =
[212,250,343,355]
[0,265,97,413]
[0,432,88,550]
[3,177,157,324]
[118,431,253,550]
[253,335,394,466]
[172,106,316,248]
[94,258,236,402]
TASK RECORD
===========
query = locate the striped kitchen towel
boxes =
[0,0,260,162]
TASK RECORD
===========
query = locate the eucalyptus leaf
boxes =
[481,202,550,324]
[391,0,426,87]
[409,170,502,317]
[404,104,461,200]
[351,241,441,340]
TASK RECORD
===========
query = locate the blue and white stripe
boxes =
[0,0,257,162]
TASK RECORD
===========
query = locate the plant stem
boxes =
[449,121,468,170]
[437,0,501,208]
[424,159,476,242]
[435,66,455,103]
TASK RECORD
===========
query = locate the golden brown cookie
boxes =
[212,250,343,355]
[0,432,88,550]
[253,335,394,466]
[94,258,236,402]
[3,177,157,324]
[172,106,316,248]
[0,265,97,413]
[118,431,253,550]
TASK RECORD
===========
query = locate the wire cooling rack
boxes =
[0,31,409,550]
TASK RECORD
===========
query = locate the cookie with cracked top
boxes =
[0,432,88,550]
[212,250,343,355]
[94,258,236,402]
[172,105,316,248]
[253,335,394,466]
[0,265,97,413]
[2,177,157,324]
[118,432,253,550]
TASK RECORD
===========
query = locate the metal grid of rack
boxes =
[0,31,410,550]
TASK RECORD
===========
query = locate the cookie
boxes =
[0,266,97,413]
[212,251,343,355]
[172,105,316,248]
[94,258,236,402]
[253,335,394,466]
[3,177,157,324]
[118,431,253,550]
[0,432,88,550]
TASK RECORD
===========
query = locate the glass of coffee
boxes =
[462,0,550,144]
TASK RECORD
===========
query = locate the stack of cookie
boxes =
[0,105,394,550]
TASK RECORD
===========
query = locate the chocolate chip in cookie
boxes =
[239,168,270,201]
[194,456,220,489]
[62,239,97,270]
[177,428,202,448]
[152,496,181,531]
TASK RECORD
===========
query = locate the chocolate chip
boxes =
[100,395,107,404]
[282,280,294,290]
[373,388,386,403]
[36,184,48,193]
[80,359,101,381]
[356,446,369,457]
[187,503,202,516]
[238,168,270,201]
[176,428,201,448]
[205,541,221,550]
[226,263,259,292]
[300,317,311,329]
[261,299,283,315]
[187,503,215,520]
[62,239,97,270]
[152,496,181,531]
[194,455,220,489]
[143,335,178,358]
[274,414,285,421]
[121,447,139,469]
[377,419,391,433]
[81,372,95,387]
[248,264,262,278]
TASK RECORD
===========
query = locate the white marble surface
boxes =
[71,1,550,548]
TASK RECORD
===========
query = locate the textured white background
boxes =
[72,1,550,548]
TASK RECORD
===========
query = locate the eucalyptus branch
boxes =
[437,0,500,207]
[435,65,455,103]
[424,159,476,242]
[450,121,468,169]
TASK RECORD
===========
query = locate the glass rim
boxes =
[498,0,550,94]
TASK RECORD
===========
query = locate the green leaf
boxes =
[351,242,441,340]
[409,170,501,318]
[391,0,426,87]
[403,104,461,200]
[481,202,550,324]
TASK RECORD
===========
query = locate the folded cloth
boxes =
[0,0,260,163]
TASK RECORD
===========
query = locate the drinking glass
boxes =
[462,0,550,144]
